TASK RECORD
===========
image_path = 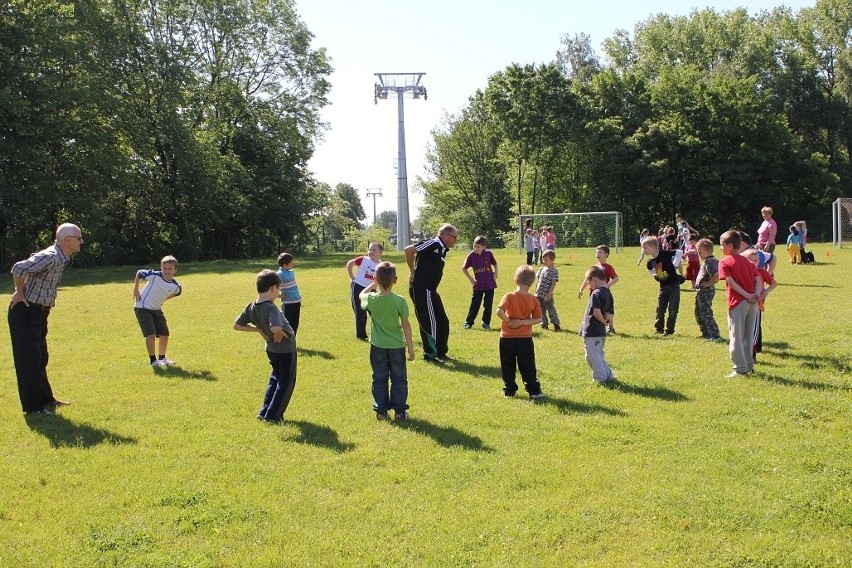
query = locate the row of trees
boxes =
[2,0,331,267]
[418,1,851,243]
[4,1,849,267]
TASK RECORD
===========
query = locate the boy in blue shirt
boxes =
[277,252,302,334]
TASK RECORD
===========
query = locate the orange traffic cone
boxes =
[826,249,831,258]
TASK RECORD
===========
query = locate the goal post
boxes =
[832,198,852,248]
[518,212,623,252]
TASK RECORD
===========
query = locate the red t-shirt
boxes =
[600,262,617,283]
[718,254,759,310]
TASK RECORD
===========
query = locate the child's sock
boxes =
[149,355,156,364]
[159,355,166,360]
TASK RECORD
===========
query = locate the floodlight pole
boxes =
[365,187,383,226]
[374,72,427,251]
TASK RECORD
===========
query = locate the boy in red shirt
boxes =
[718,231,761,377]
[496,265,543,399]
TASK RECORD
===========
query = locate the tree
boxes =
[375,210,397,232]
[0,0,332,266]
[334,183,367,227]
[419,95,513,242]
[483,63,579,218]
[557,32,601,82]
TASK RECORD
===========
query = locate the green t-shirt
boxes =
[360,291,409,349]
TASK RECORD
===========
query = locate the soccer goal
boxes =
[518,211,623,252]
[832,198,852,248]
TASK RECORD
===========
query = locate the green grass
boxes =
[1,245,849,567]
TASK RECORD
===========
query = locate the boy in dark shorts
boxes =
[133,255,181,367]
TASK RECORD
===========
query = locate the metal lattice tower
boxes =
[374,72,427,251]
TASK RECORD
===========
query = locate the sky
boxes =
[296,0,815,224]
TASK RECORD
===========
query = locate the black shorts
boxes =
[134,307,169,337]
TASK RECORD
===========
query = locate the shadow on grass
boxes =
[762,344,850,374]
[153,366,217,381]
[611,381,690,402]
[299,348,335,360]
[751,372,850,391]
[538,396,627,416]
[394,418,494,452]
[782,282,836,287]
[437,357,502,379]
[285,420,355,453]
[25,414,137,449]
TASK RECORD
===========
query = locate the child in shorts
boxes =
[133,255,182,367]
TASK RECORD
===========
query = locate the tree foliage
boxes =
[1,0,331,266]
[420,0,850,241]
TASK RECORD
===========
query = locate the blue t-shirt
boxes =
[278,268,301,304]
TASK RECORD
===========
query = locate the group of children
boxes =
[523,222,557,265]
[786,220,811,265]
[640,226,779,376]
[131,215,786,424]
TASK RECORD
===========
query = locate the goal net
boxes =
[518,212,623,252]
[832,198,852,247]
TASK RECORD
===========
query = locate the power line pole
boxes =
[365,187,383,226]
[374,72,427,251]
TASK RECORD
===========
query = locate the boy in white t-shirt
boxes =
[133,255,182,367]
[346,242,384,340]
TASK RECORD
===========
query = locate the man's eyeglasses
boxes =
[67,236,84,241]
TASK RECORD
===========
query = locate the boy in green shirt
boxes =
[359,262,416,421]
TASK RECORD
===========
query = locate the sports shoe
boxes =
[540,324,549,330]
[481,323,491,330]
[463,322,472,329]
[159,358,175,366]
[726,371,746,378]
[553,325,561,332]
[394,410,408,421]
[424,355,446,365]
[530,393,545,401]
[376,411,389,421]
[151,359,165,367]
[25,408,54,416]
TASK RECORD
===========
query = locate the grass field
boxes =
[1,245,849,567]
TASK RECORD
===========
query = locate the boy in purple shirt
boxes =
[462,235,498,330]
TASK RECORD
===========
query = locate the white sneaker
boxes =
[151,359,164,367]
[159,358,175,366]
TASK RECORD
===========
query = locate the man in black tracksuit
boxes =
[404,224,458,363]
